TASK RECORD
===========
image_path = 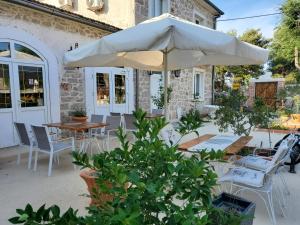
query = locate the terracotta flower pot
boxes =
[80,170,113,206]
[72,116,88,122]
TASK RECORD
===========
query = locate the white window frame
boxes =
[148,0,170,18]
[193,68,205,100]
[193,9,206,26]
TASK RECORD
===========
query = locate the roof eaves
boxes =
[204,0,224,16]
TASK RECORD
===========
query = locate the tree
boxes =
[216,29,270,86]
[269,0,300,81]
[214,90,274,136]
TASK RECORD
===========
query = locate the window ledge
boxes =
[191,98,205,102]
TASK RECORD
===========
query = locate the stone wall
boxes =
[135,0,149,24]
[247,79,285,107]
[60,69,85,121]
[136,70,152,112]
[134,0,216,119]
[0,1,109,122]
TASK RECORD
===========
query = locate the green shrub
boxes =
[10,109,240,225]
[214,90,274,136]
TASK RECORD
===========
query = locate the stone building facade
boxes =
[0,0,119,147]
[134,0,223,120]
[247,77,285,107]
[0,0,223,147]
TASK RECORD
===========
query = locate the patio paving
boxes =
[0,122,300,225]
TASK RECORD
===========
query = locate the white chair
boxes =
[31,125,75,176]
[176,107,182,120]
[14,122,35,169]
[123,114,137,139]
[152,109,163,115]
[219,152,290,225]
[110,112,121,116]
[102,116,122,150]
[235,136,296,196]
[159,124,182,147]
[89,114,105,152]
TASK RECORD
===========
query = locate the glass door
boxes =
[111,69,128,114]
[95,70,111,115]
[92,68,131,116]
[13,63,47,126]
[0,61,16,147]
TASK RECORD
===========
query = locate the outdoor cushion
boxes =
[235,156,273,172]
[235,139,289,172]
[219,167,265,188]
[159,124,182,147]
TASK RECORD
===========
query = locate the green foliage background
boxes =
[269,0,300,82]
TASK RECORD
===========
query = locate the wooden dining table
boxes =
[178,134,253,157]
[45,122,108,131]
[44,122,108,152]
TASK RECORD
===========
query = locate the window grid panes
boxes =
[15,43,42,61]
[0,64,11,108]
[96,73,110,105]
[0,42,10,58]
[114,74,126,104]
[194,72,204,99]
[195,14,205,25]
[18,65,44,107]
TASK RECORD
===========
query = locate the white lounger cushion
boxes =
[235,139,289,172]
[235,156,273,172]
[219,167,265,188]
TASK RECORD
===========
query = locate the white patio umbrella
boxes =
[64,13,269,118]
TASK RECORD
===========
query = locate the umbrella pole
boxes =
[163,51,169,120]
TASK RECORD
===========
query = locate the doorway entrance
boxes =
[255,82,277,109]
[85,67,134,116]
[0,41,48,147]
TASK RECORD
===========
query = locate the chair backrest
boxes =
[105,116,122,131]
[14,122,31,146]
[271,139,290,164]
[110,112,121,116]
[159,124,182,147]
[152,109,163,115]
[31,125,51,151]
[176,107,182,120]
[90,114,104,123]
[123,114,136,130]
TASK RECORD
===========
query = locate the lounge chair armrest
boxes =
[253,147,274,156]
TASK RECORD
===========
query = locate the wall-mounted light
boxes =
[171,70,181,78]
[68,43,79,51]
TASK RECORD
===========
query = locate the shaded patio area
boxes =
[1,122,299,225]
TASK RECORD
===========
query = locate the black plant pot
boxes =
[212,192,256,225]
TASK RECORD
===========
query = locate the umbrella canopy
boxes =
[64,13,269,118]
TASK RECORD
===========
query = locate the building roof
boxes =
[6,0,121,33]
[204,0,224,16]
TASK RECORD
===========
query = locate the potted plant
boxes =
[214,90,274,137]
[10,109,245,225]
[151,77,173,109]
[210,192,255,225]
[70,106,88,122]
[79,170,114,206]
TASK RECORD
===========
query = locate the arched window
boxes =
[0,41,44,62]
[0,40,45,109]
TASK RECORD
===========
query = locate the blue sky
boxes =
[212,0,284,38]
